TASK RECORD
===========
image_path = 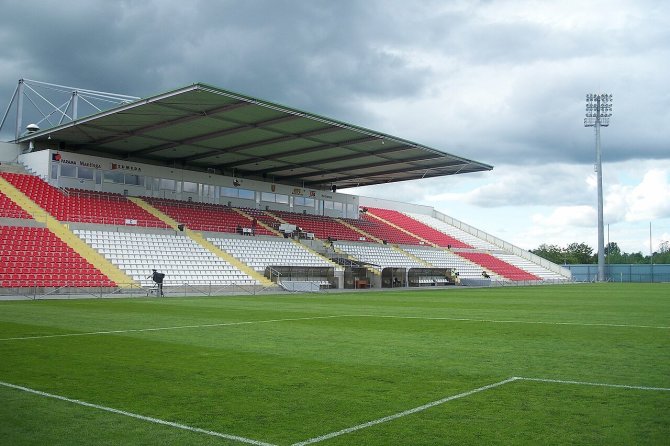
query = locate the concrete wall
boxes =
[0,142,22,162]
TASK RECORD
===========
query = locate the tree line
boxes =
[530,241,670,265]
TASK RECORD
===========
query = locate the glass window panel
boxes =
[60,164,76,178]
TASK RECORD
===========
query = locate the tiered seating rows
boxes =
[403,246,501,280]
[269,210,363,241]
[0,190,32,219]
[0,172,555,284]
[365,207,471,248]
[350,214,423,245]
[458,252,540,281]
[144,198,274,235]
[0,173,168,227]
[242,208,283,231]
[0,226,115,287]
[405,212,499,250]
[493,253,567,281]
[209,237,336,272]
[74,229,258,287]
[334,242,425,269]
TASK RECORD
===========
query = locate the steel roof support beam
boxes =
[252,146,427,177]
[132,116,304,158]
[87,101,251,147]
[126,114,299,157]
[180,125,341,163]
[213,135,384,170]
[300,160,468,186]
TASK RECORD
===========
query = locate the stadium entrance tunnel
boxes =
[408,267,458,287]
[386,267,458,288]
[264,266,336,290]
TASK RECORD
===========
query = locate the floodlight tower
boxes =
[584,93,613,282]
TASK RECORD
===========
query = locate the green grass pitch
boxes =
[1,283,668,445]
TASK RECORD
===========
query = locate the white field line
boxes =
[353,314,670,330]
[3,375,668,446]
[0,380,277,446]
[515,376,670,392]
[0,315,347,342]
[290,376,670,445]
[2,313,665,343]
[290,377,520,446]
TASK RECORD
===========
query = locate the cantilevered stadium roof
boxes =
[18,83,492,189]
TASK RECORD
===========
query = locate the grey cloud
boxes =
[463,164,594,207]
[1,0,669,170]
[1,0,435,127]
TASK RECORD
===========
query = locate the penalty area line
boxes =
[515,376,670,392]
[290,377,520,446]
[0,380,277,446]
[290,375,670,445]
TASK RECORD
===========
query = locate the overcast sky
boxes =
[1,0,668,254]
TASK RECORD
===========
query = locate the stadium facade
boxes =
[0,81,571,295]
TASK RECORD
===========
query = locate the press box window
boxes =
[60,164,77,178]
[125,174,143,186]
[183,181,198,193]
[159,178,175,191]
[78,166,94,181]
[103,171,125,184]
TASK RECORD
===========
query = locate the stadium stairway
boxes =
[232,207,282,236]
[393,245,433,267]
[335,218,383,243]
[128,197,275,287]
[239,208,344,273]
[328,242,382,277]
[127,196,181,229]
[292,238,343,271]
[0,176,136,287]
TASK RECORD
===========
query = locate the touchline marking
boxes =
[0,381,277,446]
[353,314,670,330]
[3,314,665,342]
[0,315,348,342]
[289,377,520,446]
[515,377,670,392]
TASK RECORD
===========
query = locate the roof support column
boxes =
[15,79,24,141]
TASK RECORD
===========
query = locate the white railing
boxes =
[431,210,572,279]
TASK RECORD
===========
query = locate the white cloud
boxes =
[419,164,595,208]
[532,206,595,228]
[625,169,670,220]
[605,167,670,222]
[355,159,669,253]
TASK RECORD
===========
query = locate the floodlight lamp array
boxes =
[584,93,613,127]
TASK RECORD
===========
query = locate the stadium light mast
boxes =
[584,93,613,282]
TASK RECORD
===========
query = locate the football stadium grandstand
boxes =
[0,80,571,296]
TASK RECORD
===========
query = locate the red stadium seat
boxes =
[0,224,116,288]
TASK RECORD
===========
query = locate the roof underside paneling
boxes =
[19,83,492,189]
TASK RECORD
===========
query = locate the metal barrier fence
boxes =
[0,282,280,300]
[565,264,670,283]
[0,277,581,301]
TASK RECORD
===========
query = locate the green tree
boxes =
[530,244,565,264]
[623,251,646,264]
[605,242,624,263]
[532,241,670,265]
[654,241,670,264]
[565,242,595,264]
